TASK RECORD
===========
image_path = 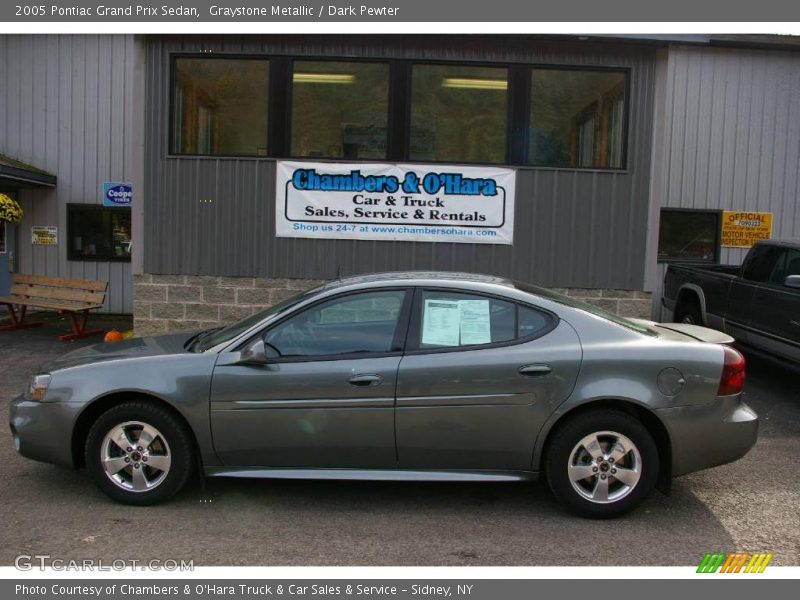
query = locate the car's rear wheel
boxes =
[675,299,702,325]
[545,410,659,518]
[85,401,194,505]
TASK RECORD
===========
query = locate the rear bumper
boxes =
[9,395,76,469]
[656,395,758,477]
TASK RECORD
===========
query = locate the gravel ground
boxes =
[1,312,798,566]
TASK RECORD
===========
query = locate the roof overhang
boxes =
[0,154,57,190]
[583,34,800,52]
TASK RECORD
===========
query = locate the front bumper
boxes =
[9,395,77,468]
[657,394,758,477]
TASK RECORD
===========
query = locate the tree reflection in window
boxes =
[529,69,626,169]
[291,61,390,160]
[410,65,508,164]
[173,58,269,156]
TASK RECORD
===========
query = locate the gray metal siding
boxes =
[0,35,136,313]
[651,44,800,316]
[144,36,657,289]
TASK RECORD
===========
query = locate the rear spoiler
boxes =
[628,319,736,344]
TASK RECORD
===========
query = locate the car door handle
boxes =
[518,364,552,377]
[348,374,383,387]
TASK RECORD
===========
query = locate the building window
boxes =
[657,209,721,263]
[291,61,390,160]
[529,69,627,169]
[409,64,508,164]
[167,56,632,169]
[67,205,132,262]
[172,57,269,155]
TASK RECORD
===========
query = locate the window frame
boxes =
[657,208,722,265]
[66,204,132,263]
[166,52,631,171]
[405,287,558,356]
[168,54,273,157]
[245,286,415,364]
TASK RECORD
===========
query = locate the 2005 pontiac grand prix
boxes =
[9,272,757,518]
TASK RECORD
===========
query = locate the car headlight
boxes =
[24,374,52,401]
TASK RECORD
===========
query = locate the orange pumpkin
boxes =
[104,330,124,343]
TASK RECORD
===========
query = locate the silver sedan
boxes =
[9,272,757,518]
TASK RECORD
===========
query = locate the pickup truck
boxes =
[662,239,800,362]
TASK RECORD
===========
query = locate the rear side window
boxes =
[742,245,781,282]
[412,290,553,350]
[768,248,800,285]
[518,305,551,337]
[515,280,656,336]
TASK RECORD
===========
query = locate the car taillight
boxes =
[717,346,746,396]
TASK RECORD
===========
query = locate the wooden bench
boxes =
[0,274,108,341]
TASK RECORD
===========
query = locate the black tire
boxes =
[85,400,194,505]
[675,299,702,325]
[545,410,659,519]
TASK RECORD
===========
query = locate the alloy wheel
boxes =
[567,430,642,504]
[100,420,172,492]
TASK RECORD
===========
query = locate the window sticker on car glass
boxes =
[422,299,461,346]
[459,299,491,345]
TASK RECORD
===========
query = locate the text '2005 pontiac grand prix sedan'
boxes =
[10,272,757,518]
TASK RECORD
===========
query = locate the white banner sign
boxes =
[275,161,515,245]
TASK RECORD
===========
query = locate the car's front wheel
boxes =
[545,410,659,518]
[85,401,194,505]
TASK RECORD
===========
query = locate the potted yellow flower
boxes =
[0,193,23,224]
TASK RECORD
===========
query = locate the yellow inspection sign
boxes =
[721,211,773,248]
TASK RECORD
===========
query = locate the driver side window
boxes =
[264,290,407,358]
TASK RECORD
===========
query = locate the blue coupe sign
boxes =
[102,182,132,207]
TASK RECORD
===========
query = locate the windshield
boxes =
[514,281,657,336]
[195,288,319,352]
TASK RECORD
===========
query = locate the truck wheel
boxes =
[85,401,194,505]
[545,410,659,519]
[675,300,702,325]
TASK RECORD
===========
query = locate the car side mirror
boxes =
[264,341,281,360]
[784,275,800,289]
[236,337,277,365]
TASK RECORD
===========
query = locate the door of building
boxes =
[0,222,15,295]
